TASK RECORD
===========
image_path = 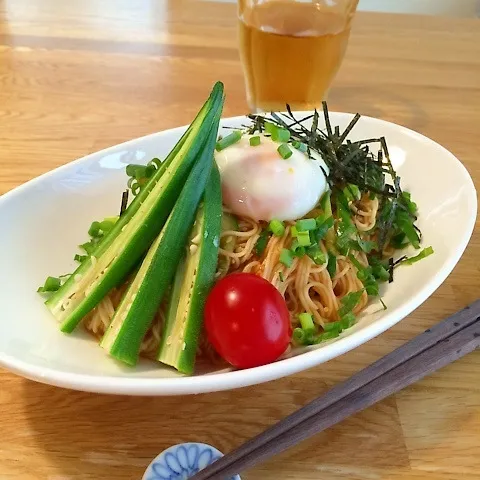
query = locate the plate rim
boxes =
[0,112,477,395]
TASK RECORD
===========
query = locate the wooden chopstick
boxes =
[207,320,480,479]
[191,300,480,480]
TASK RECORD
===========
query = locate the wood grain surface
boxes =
[0,1,479,479]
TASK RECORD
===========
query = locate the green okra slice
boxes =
[157,164,222,374]
[46,82,224,333]
[100,108,222,365]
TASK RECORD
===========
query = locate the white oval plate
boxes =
[0,113,476,395]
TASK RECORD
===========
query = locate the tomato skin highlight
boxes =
[204,273,292,368]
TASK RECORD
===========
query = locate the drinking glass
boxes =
[237,0,359,112]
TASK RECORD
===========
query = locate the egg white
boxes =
[215,133,328,221]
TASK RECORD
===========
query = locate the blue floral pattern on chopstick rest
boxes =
[142,442,241,480]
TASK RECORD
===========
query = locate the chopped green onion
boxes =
[320,191,333,217]
[74,254,88,263]
[327,252,337,277]
[126,164,147,178]
[255,229,271,255]
[372,264,390,282]
[264,121,277,135]
[269,219,285,237]
[368,256,390,282]
[293,327,306,344]
[317,330,340,342]
[306,245,326,265]
[290,239,305,257]
[338,290,363,318]
[315,212,327,225]
[340,312,356,329]
[343,184,361,202]
[37,276,61,293]
[88,221,102,238]
[280,248,294,267]
[396,209,420,248]
[249,135,261,147]
[323,321,342,332]
[277,143,293,160]
[353,238,377,254]
[298,313,315,333]
[99,217,118,233]
[125,163,155,182]
[216,131,242,151]
[391,232,408,249]
[292,141,308,153]
[401,191,418,215]
[296,230,311,247]
[125,164,138,177]
[134,166,149,181]
[127,177,140,196]
[147,157,162,170]
[271,128,290,143]
[293,326,316,345]
[291,226,299,237]
[314,216,334,242]
[336,219,356,255]
[357,270,377,294]
[399,246,434,265]
[365,282,379,296]
[295,218,317,232]
[338,206,354,231]
[349,254,379,296]
[348,253,364,273]
[145,164,157,178]
[80,240,96,255]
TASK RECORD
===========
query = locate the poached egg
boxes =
[215,133,328,221]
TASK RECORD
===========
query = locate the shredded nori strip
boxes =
[247,104,423,258]
[120,190,129,216]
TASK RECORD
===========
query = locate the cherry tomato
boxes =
[204,273,291,368]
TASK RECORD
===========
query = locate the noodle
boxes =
[83,283,165,359]
[218,196,378,329]
[351,194,379,232]
[83,195,379,359]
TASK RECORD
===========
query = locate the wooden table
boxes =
[0,1,479,478]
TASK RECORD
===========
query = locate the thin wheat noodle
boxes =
[352,195,379,232]
[82,196,380,361]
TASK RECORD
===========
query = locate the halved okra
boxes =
[100,107,222,365]
[46,81,224,333]
[157,164,222,374]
